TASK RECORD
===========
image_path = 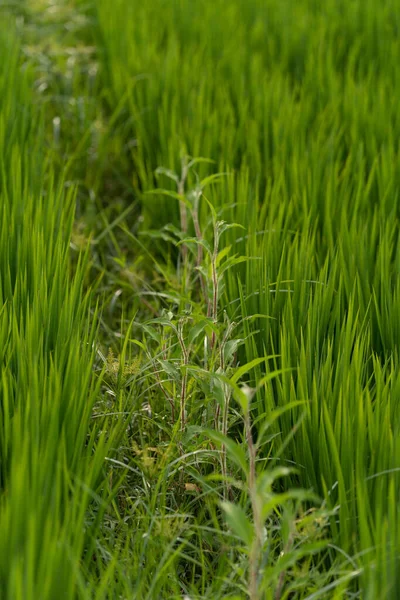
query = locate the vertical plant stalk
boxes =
[274,529,294,600]
[219,322,235,500]
[208,223,220,350]
[177,319,189,431]
[191,191,208,304]
[245,403,262,600]
[178,157,189,275]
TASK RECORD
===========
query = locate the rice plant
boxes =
[1,0,400,597]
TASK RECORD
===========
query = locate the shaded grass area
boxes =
[0,0,399,598]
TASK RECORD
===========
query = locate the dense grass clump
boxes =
[1,0,400,598]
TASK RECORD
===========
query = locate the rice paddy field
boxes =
[1,0,400,598]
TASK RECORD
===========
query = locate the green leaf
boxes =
[187,157,215,168]
[204,429,248,475]
[199,172,228,189]
[157,359,180,382]
[144,188,192,209]
[176,236,212,254]
[221,501,254,546]
[230,357,266,385]
[188,318,215,345]
[154,166,179,184]
[218,255,253,277]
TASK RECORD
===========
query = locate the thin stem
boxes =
[209,227,219,349]
[178,157,189,272]
[219,325,235,500]
[274,530,294,600]
[245,406,262,600]
[192,195,207,303]
[177,319,189,431]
